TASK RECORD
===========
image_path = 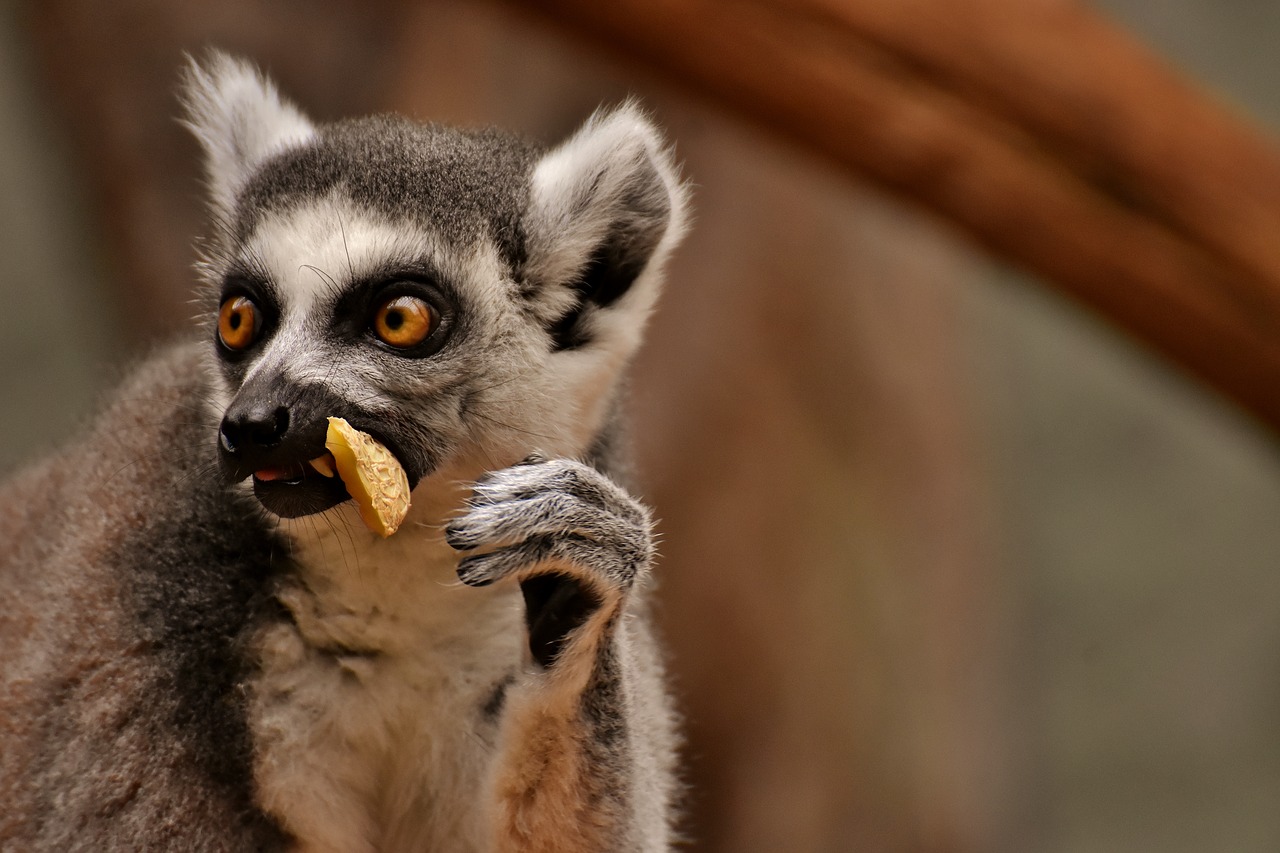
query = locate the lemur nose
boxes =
[220,405,290,454]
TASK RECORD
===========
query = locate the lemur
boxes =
[0,52,689,852]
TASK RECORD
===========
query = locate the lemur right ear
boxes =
[522,103,690,352]
[180,51,316,224]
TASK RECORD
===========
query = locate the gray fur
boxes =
[0,344,288,850]
[0,51,688,851]
[234,116,540,268]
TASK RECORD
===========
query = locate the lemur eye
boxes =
[218,296,260,351]
[373,295,438,349]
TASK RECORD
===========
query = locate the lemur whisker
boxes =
[300,263,341,294]
[338,216,355,283]
[467,410,560,441]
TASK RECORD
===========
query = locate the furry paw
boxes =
[446,455,652,667]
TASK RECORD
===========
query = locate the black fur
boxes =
[520,572,603,669]
[480,673,515,721]
[577,634,633,815]
[546,162,671,352]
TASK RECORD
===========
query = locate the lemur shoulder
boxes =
[0,52,689,853]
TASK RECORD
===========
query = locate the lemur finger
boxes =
[456,537,553,588]
[445,491,642,553]
[455,533,643,591]
[467,459,647,525]
[515,451,548,466]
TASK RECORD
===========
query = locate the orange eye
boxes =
[373,295,438,348]
[218,296,259,351]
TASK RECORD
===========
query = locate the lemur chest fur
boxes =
[248,496,524,851]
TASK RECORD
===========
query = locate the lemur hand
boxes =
[446,455,653,669]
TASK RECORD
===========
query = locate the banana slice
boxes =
[324,417,410,537]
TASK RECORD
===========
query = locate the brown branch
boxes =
[785,0,1280,302]
[512,0,1280,430]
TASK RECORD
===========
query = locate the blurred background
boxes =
[3,1,1280,851]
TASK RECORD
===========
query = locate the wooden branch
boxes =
[512,0,1280,430]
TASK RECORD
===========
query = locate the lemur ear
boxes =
[180,51,316,223]
[523,102,690,351]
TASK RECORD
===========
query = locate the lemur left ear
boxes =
[180,51,316,225]
[523,102,690,351]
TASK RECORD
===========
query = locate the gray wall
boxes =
[968,2,1280,849]
[0,6,122,474]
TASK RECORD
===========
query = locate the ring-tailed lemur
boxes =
[0,52,688,852]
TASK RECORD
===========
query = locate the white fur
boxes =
[525,101,690,310]
[234,195,454,409]
[252,476,523,852]
[243,194,445,319]
[182,53,316,223]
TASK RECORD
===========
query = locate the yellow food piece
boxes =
[324,417,410,537]
[309,454,336,478]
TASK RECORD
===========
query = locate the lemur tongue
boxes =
[254,466,300,482]
[254,457,336,482]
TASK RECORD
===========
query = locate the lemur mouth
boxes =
[254,454,337,484]
[252,455,350,519]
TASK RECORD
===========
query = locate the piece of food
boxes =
[324,417,410,537]
[308,454,336,478]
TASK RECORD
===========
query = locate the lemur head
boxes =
[182,52,688,521]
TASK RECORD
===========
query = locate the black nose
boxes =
[217,375,349,484]
[220,403,290,455]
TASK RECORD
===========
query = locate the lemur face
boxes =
[206,121,551,520]
[184,54,686,520]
